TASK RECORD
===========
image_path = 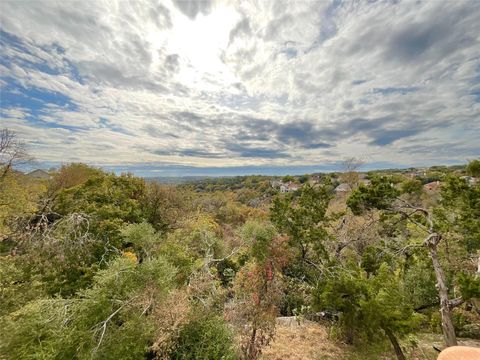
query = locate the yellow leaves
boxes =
[0,172,46,236]
[185,213,220,235]
[122,251,138,263]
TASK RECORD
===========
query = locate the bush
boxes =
[169,313,237,360]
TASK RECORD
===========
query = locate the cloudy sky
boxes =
[1,0,479,176]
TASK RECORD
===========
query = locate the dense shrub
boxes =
[169,313,237,360]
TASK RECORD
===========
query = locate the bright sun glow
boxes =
[166,5,240,89]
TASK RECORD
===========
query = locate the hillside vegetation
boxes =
[1,130,479,359]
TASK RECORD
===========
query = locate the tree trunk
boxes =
[384,327,406,360]
[247,327,257,360]
[425,233,457,347]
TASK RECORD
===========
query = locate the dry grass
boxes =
[261,320,349,360]
[261,319,480,360]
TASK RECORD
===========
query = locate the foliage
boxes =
[0,171,45,236]
[457,272,480,300]
[440,174,480,252]
[403,256,438,310]
[47,163,103,196]
[1,255,177,359]
[1,214,103,300]
[347,177,399,215]
[169,312,237,360]
[466,159,480,177]
[227,221,288,359]
[314,263,423,347]
[121,221,162,261]
[142,182,189,233]
[271,184,332,264]
[2,149,480,360]
[54,172,146,244]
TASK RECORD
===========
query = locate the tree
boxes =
[315,263,422,360]
[271,183,332,273]
[41,163,103,211]
[282,175,294,183]
[142,182,189,233]
[0,129,38,235]
[53,172,146,245]
[0,128,32,185]
[227,221,289,359]
[347,176,472,347]
[298,174,310,184]
[340,156,364,190]
[1,254,178,359]
[466,159,480,177]
[169,312,236,360]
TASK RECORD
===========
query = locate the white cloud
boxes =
[0,0,479,172]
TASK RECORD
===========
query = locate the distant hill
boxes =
[27,169,51,179]
[145,176,212,184]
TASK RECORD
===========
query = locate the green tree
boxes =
[466,159,480,177]
[54,172,146,245]
[1,255,177,359]
[315,263,422,360]
[347,175,479,347]
[169,312,236,360]
[271,184,332,273]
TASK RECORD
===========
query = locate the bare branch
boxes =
[92,297,136,353]
[0,128,34,183]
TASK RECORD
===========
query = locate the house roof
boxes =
[423,181,441,190]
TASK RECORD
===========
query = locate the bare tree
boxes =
[341,156,364,190]
[0,128,33,183]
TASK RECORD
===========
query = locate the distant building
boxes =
[270,180,283,188]
[424,181,441,191]
[460,176,478,186]
[308,174,323,186]
[280,182,300,193]
[27,169,51,180]
[405,172,420,179]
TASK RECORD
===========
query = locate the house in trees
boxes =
[270,180,283,188]
[423,180,441,191]
[280,182,300,193]
[271,180,301,193]
[460,176,478,186]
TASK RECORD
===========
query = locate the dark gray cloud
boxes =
[147,3,172,28]
[226,143,290,159]
[152,148,223,158]
[369,129,421,146]
[372,87,419,95]
[173,0,212,19]
[397,141,480,158]
[303,142,333,149]
[229,18,251,44]
[164,54,180,72]
[384,4,476,64]
[77,60,167,92]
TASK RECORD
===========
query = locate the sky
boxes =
[0,0,479,177]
